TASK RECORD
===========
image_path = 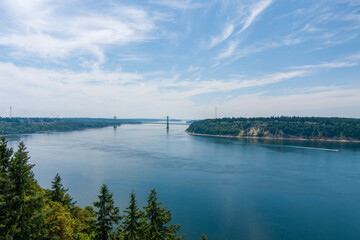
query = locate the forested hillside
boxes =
[186,117,360,141]
[0,118,121,135]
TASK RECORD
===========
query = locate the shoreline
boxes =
[185,130,360,143]
[1,125,121,137]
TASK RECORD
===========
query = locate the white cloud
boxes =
[188,65,201,72]
[290,53,360,70]
[209,24,234,47]
[218,87,360,118]
[215,41,239,60]
[161,70,306,99]
[0,0,158,66]
[149,0,205,9]
[0,60,306,118]
[291,62,358,70]
[1,59,359,119]
[237,0,273,34]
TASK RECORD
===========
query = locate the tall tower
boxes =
[10,106,12,118]
[113,116,117,129]
[215,107,217,119]
[166,116,169,131]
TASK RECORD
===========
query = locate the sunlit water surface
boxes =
[6,124,360,240]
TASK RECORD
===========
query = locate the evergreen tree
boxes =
[93,184,121,240]
[121,190,143,240]
[0,136,13,171]
[50,173,76,208]
[143,188,184,240]
[0,136,13,237]
[5,141,45,239]
[200,234,208,240]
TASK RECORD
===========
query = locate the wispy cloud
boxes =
[215,41,239,60]
[162,70,306,98]
[0,0,158,67]
[149,0,205,9]
[237,0,274,34]
[209,24,234,48]
[290,53,360,70]
[291,61,358,70]
[218,87,360,117]
[188,65,201,72]
[117,55,150,62]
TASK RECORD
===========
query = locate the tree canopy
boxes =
[187,116,360,140]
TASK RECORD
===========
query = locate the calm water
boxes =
[6,124,360,240]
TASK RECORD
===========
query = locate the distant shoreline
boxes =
[185,130,360,143]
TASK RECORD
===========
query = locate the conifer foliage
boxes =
[50,173,76,208]
[121,190,143,240]
[0,136,13,235]
[4,141,45,239]
[0,136,13,171]
[93,184,121,240]
[143,188,185,240]
[200,234,208,240]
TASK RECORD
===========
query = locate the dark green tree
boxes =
[50,173,76,208]
[0,136,13,237]
[5,141,45,239]
[143,188,184,240]
[0,136,13,171]
[121,190,144,240]
[200,234,208,240]
[93,184,121,240]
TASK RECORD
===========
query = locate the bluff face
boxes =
[186,117,360,141]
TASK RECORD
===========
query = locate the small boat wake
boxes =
[257,142,339,152]
[283,145,339,152]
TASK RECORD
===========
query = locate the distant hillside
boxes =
[0,117,126,135]
[186,117,360,141]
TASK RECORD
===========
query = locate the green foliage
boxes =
[0,135,13,171]
[49,173,76,209]
[200,234,208,240]
[0,135,13,235]
[93,184,121,240]
[121,190,144,240]
[0,117,121,135]
[72,206,96,237]
[44,201,77,240]
[143,188,185,240]
[3,141,46,239]
[187,116,360,140]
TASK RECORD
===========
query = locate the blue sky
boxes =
[0,0,359,119]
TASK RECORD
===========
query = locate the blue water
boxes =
[6,124,360,240]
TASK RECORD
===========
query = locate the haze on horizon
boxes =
[0,0,360,119]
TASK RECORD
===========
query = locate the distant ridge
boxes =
[186,117,360,142]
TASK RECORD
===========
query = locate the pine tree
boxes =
[5,141,45,239]
[143,188,184,240]
[0,136,13,237]
[0,135,13,171]
[121,190,143,240]
[50,173,76,208]
[93,184,121,240]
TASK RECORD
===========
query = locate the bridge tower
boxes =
[113,116,117,129]
[166,116,169,132]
